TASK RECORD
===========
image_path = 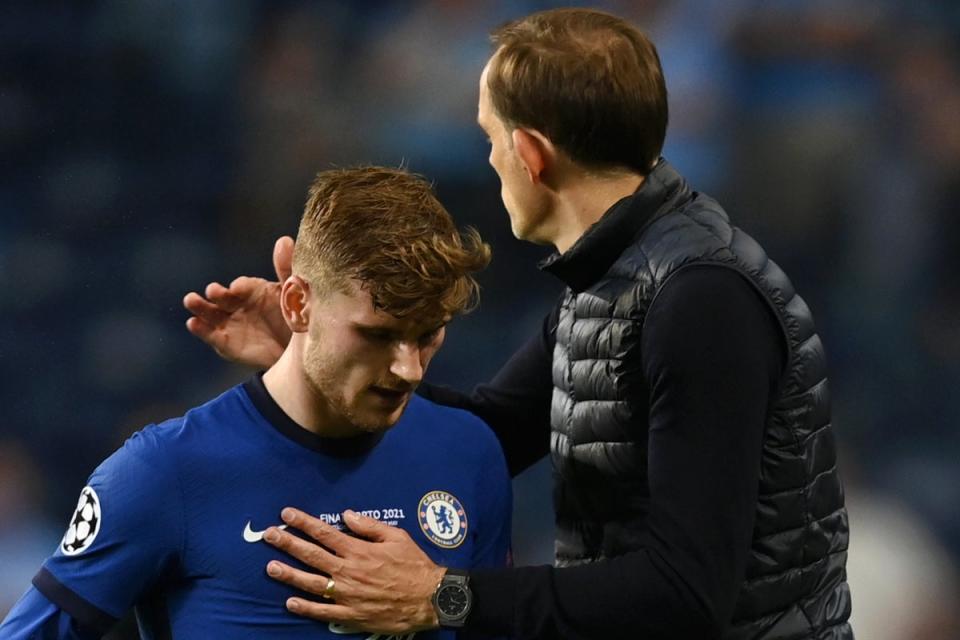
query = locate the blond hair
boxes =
[294,166,491,319]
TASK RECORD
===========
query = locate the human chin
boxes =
[507,208,537,242]
[507,200,552,245]
[349,389,411,432]
[502,197,528,239]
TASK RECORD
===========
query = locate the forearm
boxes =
[467,552,716,639]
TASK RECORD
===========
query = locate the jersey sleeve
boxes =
[33,425,184,632]
[0,586,99,640]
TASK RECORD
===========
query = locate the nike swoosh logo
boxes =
[243,521,288,543]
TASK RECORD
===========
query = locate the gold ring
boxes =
[322,577,336,599]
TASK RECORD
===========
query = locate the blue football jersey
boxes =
[15,375,512,639]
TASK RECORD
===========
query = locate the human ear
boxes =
[512,128,552,185]
[280,276,311,333]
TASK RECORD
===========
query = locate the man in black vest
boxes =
[184,8,852,639]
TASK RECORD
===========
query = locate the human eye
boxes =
[418,325,445,345]
[361,328,394,343]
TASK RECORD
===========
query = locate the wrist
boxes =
[408,564,446,630]
[431,567,473,628]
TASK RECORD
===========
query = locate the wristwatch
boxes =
[432,568,473,627]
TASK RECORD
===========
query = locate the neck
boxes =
[262,339,358,438]
[550,171,645,254]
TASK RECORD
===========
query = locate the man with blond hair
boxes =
[0,167,511,639]
[183,8,852,640]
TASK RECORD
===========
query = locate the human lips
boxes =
[369,386,411,404]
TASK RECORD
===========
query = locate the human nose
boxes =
[389,342,424,386]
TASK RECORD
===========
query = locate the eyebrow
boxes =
[352,321,447,337]
[353,323,399,336]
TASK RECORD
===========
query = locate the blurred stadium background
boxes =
[2,1,960,638]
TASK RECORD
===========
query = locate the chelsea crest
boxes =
[418,490,467,549]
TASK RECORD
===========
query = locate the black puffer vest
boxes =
[542,161,851,639]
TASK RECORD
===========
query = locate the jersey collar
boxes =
[243,373,386,456]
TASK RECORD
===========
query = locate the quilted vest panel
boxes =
[549,193,852,639]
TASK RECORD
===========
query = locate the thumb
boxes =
[273,236,295,282]
[342,510,392,542]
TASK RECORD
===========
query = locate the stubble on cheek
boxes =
[301,340,399,433]
[302,340,352,423]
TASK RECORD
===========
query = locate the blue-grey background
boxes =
[2,1,960,638]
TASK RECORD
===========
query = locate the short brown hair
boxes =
[294,166,491,319]
[488,8,667,175]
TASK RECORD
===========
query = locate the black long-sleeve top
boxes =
[420,264,784,639]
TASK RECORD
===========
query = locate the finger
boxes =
[266,560,334,597]
[342,510,393,542]
[184,317,231,356]
[285,598,355,624]
[183,292,229,325]
[185,316,215,340]
[204,281,229,303]
[281,508,356,555]
[274,236,295,282]
[225,275,261,295]
[207,278,259,313]
[264,527,342,574]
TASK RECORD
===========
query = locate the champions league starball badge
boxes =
[61,486,102,556]
[418,490,467,549]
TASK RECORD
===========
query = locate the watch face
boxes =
[437,584,469,617]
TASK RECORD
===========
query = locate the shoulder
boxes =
[636,196,732,265]
[94,383,249,480]
[400,395,505,462]
[594,193,735,297]
[83,421,183,510]
[62,419,188,560]
[637,194,779,285]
